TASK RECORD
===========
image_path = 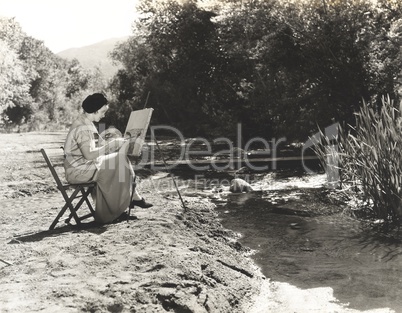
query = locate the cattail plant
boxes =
[312,95,402,230]
[341,95,402,228]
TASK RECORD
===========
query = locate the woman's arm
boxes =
[80,138,125,160]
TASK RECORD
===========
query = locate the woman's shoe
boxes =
[130,197,153,209]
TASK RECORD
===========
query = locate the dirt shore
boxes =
[0,132,395,312]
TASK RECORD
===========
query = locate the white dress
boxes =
[64,115,133,223]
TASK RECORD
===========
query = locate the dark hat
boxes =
[82,93,108,113]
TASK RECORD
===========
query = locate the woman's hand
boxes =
[108,138,126,152]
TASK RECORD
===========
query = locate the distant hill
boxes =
[57,37,129,79]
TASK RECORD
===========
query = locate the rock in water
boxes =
[229,178,253,193]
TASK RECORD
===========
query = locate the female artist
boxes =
[63,93,152,223]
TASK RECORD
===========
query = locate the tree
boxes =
[0,39,33,126]
[0,16,109,130]
[109,0,402,141]
[110,0,232,136]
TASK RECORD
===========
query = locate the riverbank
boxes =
[0,132,395,312]
[1,192,266,312]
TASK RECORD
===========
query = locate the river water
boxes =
[159,169,402,312]
[209,172,402,312]
[143,137,402,311]
[148,165,402,312]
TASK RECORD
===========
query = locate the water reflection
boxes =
[213,179,402,312]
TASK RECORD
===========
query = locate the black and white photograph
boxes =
[1,0,401,312]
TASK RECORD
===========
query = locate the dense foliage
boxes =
[2,0,402,141]
[107,0,402,140]
[0,17,106,131]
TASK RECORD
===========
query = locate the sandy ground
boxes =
[0,132,396,312]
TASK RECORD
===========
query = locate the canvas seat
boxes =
[40,148,96,230]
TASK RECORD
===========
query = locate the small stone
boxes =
[290,223,301,229]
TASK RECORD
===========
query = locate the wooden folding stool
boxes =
[40,148,96,230]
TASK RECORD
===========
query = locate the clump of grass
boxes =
[341,95,402,229]
[312,95,402,231]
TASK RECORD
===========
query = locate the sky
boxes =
[0,0,139,53]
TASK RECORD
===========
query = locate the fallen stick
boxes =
[0,258,12,266]
[217,259,254,278]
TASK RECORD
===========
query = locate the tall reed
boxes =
[313,95,402,229]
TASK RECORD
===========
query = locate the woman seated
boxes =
[63,93,152,223]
